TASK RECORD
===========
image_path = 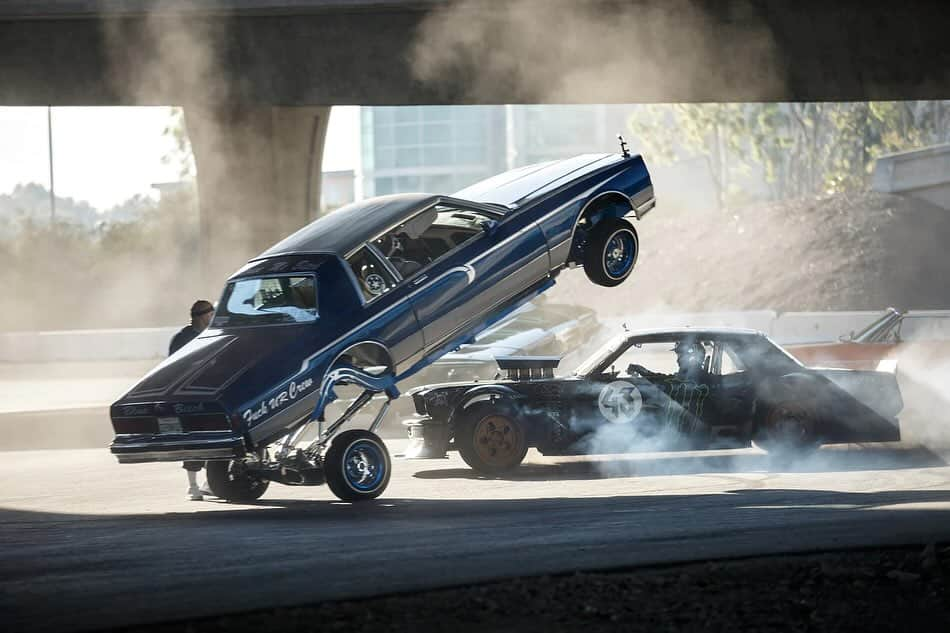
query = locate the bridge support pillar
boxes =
[184,105,330,293]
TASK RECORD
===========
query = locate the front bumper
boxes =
[110,433,246,464]
[403,415,450,459]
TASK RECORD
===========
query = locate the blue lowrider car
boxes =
[110,150,655,501]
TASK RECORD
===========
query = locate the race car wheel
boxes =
[754,401,819,456]
[325,429,391,501]
[583,217,638,287]
[205,459,270,503]
[457,402,528,475]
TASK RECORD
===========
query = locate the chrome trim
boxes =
[115,447,240,463]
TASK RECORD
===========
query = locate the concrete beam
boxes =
[873,144,950,210]
[184,105,330,290]
[1,1,949,105]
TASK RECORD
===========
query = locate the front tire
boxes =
[456,402,528,475]
[205,459,270,503]
[583,217,638,287]
[325,429,391,501]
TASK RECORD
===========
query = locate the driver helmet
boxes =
[671,339,704,370]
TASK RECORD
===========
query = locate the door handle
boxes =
[411,274,428,286]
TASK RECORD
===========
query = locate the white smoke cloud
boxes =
[411,0,785,104]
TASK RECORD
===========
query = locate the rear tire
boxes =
[325,429,391,501]
[583,217,638,287]
[754,400,820,456]
[205,459,270,503]
[456,402,528,475]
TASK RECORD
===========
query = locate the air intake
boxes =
[495,356,561,381]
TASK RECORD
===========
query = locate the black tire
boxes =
[456,402,528,475]
[753,400,820,456]
[583,217,638,287]
[205,459,270,503]
[325,429,391,501]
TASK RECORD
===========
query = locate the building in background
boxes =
[507,105,631,167]
[360,106,507,198]
[320,169,355,212]
[357,104,727,216]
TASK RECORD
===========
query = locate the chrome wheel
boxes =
[604,230,636,278]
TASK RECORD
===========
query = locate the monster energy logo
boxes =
[665,380,710,434]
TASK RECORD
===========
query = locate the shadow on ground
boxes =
[411,444,946,481]
[5,485,950,632]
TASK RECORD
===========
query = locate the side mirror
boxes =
[481,219,499,236]
[839,330,854,342]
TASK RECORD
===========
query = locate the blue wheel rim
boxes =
[343,440,386,491]
[604,231,635,277]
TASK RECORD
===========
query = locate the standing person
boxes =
[170,300,215,500]
[169,300,215,355]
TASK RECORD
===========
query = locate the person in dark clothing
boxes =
[171,300,215,500]
[169,300,215,355]
[628,339,712,385]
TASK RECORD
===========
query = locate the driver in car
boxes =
[628,340,711,385]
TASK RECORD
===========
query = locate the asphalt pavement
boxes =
[3,442,950,632]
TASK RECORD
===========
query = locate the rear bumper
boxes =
[403,416,450,458]
[110,434,246,464]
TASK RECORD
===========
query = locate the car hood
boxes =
[114,325,316,409]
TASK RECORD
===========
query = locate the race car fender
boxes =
[448,384,525,427]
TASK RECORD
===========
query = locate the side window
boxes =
[717,343,745,375]
[370,205,496,278]
[346,247,399,302]
[615,342,679,377]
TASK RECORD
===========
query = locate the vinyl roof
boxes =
[253,193,440,260]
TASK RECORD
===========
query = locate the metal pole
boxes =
[47,106,56,222]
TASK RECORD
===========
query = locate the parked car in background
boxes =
[405,328,902,474]
[789,307,950,370]
[110,150,655,501]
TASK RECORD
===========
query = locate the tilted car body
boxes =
[110,152,655,500]
[404,328,903,474]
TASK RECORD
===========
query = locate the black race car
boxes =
[404,328,903,474]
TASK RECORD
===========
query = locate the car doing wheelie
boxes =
[109,146,656,501]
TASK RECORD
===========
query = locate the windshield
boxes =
[574,334,629,375]
[213,275,317,327]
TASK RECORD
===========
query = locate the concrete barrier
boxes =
[771,311,884,344]
[0,327,177,362]
[0,310,904,363]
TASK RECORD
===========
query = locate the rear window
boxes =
[214,275,317,326]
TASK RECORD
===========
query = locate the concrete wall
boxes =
[1,310,926,363]
[0,327,178,363]
[873,144,950,210]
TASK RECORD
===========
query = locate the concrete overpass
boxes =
[2,0,949,285]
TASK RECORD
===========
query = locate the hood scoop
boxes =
[495,356,560,381]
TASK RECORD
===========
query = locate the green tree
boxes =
[162,107,196,180]
[628,100,950,208]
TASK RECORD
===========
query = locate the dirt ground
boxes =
[550,191,950,315]
[126,545,950,633]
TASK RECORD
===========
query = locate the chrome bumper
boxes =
[111,434,246,464]
[629,185,656,220]
[403,416,450,459]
